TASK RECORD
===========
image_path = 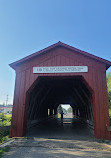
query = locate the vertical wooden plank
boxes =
[29,67,35,87]
[91,68,97,138]
[22,69,30,135]
[10,72,18,137]
[102,71,111,139]
[97,71,105,138]
[11,72,22,137]
[93,70,100,138]
[17,71,26,136]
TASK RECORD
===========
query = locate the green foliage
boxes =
[107,72,111,91]
[0,147,10,158]
[0,113,11,144]
[58,105,67,114]
[67,107,72,113]
[109,109,111,125]
[108,91,111,109]
[0,114,11,126]
[63,108,67,114]
[0,129,9,143]
[58,105,63,113]
[107,72,111,108]
[107,72,111,124]
[0,114,7,126]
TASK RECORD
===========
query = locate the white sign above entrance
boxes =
[33,66,88,74]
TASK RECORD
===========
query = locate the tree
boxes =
[109,91,111,109]
[58,105,63,114]
[58,105,67,114]
[67,106,72,113]
[0,113,7,126]
[107,72,111,108]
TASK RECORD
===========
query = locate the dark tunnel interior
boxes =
[27,76,94,133]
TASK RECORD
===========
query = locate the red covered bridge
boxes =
[10,41,111,140]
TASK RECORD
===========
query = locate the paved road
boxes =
[2,118,111,158]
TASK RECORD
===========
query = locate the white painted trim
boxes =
[33,66,88,74]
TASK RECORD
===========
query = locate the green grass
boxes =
[0,147,10,158]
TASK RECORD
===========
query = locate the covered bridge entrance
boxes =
[10,42,111,140]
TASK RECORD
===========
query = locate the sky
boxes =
[61,104,70,110]
[0,0,111,104]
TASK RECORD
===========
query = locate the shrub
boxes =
[0,147,10,158]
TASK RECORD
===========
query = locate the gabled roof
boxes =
[10,41,111,70]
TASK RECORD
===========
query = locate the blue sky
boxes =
[0,0,111,104]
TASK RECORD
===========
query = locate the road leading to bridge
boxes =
[2,118,111,158]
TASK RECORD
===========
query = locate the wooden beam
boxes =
[73,88,86,106]
[36,88,52,118]
[28,85,45,120]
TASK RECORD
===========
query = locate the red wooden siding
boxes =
[10,44,111,140]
